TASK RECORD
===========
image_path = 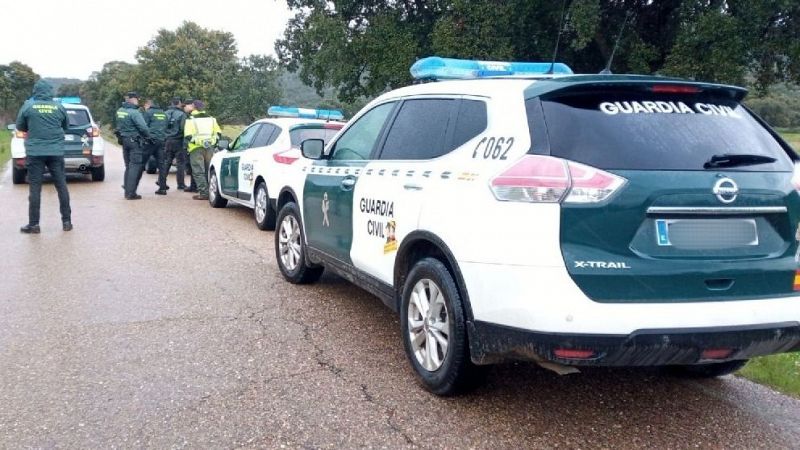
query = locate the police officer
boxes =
[15,80,72,233]
[184,99,221,200]
[182,98,197,193]
[115,92,151,200]
[160,97,187,192]
[142,99,168,195]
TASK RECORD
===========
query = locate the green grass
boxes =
[781,132,800,152]
[739,353,800,398]
[0,129,11,167]
[221,124,245,141]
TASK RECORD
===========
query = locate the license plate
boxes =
[655,219,758,249]
[64,135,75,141]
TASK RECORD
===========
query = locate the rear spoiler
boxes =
[524,75,748,102]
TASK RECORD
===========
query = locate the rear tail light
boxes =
[273,149,300,165]
[15,130,27,139]
[490,155,626,204]
[88,126,100,138]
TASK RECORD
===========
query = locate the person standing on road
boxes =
[15,80,72,233]
[183,100,221,201]
[182,98,197,193]
[115,92,151,200]
[143,99,168,195]
[161,97,187,192]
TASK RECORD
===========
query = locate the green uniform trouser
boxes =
[189,147,213,196]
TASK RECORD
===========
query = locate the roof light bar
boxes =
[410,56,573,81]
[54,97,82,104]
[267,106,344,121]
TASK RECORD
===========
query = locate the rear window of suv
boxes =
[66,109,91,127]
[536,89,793,171]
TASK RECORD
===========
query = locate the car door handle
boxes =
[341,176,356,190]
[403,183,423,191]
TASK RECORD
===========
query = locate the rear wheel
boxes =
[254,182,276,231]
[671,360,748,378]
[208,170,227,208]
[275,202,323,284]
[400,257,480,395]
[12,166,26,184]
[91,165,105,182]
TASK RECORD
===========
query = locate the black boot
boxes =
[20,224,41,234]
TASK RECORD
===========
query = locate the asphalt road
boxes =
[1,146,799,449]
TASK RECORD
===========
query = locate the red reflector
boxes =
[323,123,343,130]
[701,348,734,360]
[651,84,701,94]
[553,348,596,360]
[14,158,26,167]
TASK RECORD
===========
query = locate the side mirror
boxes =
[217,139,230,150]
[301,139,325,159]
[6,124,15,131]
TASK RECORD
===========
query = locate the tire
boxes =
[12,166,26,184]
[254,182,276,231]
[275,202,324,284]
[400,257,480,395]
[91,165,105,182]
[208,169,228,208]
[671,360,748,378]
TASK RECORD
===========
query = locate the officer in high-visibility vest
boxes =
[115,91,151,200]
[183,99,221,200]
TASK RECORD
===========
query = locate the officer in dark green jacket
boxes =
[15,79,72,234]
[115,92,151,200]
[143,99,169,195]
[161,97,187,191]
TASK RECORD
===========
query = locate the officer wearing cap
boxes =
[183,99,221,200]
[142,99,168,195]
[115,91,151,200]
[160,97,187,191]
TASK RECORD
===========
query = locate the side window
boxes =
[379,99,456,160]
[251,124,275,148]
[231,124,262,151]
[451,100,487,150]
[330,102,396,160]
[266,126,282,146]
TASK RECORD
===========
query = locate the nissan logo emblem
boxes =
[713,178,739,204]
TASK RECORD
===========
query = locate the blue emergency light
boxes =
[410,57,573,80]
[54,97,82,104]
[267,106,344,121]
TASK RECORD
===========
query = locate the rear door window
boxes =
[379,98,456,160]
[538,90,793,171]
[252,124,276,148]
[231,124,262,151]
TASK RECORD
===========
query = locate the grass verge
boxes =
[739,353,800,398]
[0,129,11,167]
[781,132,800,151]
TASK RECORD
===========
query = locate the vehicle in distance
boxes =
[273,57,800,395]
[208,106,345,230]
[9,97,105,184]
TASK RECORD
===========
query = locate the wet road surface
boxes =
[1,146,799,448]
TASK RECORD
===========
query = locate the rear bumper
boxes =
[468,320,800,366]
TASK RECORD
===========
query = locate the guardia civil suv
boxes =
[207,107,344,230]
[273,57,800,395]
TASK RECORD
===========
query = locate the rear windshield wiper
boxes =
[703,153,777,169]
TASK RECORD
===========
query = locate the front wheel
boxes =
[254,182,276,231]
[12,166,27,184]
[400,257,480,395]
[275,202,323,284]
[671,360,748,378]
[208,170,227,208]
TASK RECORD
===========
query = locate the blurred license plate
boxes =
[656,219,758,249]
[64,135,75,141]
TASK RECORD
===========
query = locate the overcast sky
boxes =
[0,0,292,79]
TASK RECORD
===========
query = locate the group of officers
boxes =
[114,91,221,201]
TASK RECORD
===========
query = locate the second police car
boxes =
[273,57,800,395]
[8,97,105,184]
[207,106,344,230]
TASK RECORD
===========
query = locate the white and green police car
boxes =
[9,97,105,184]
[272,57,800,395]
[207,107,344,230]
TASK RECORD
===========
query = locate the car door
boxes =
[237,123,277,203]
[303,101,398,263]
[351,97,484,284]
[221,123,262,199]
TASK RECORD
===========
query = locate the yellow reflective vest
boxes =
[184,110,221,152]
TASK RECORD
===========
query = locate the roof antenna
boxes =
[600,10,633,75]
[547,0,569,75]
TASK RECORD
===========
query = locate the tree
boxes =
[277,0,800,102]
[81,61,142,125]
[0,61,39,124]
[216,55,282,124]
